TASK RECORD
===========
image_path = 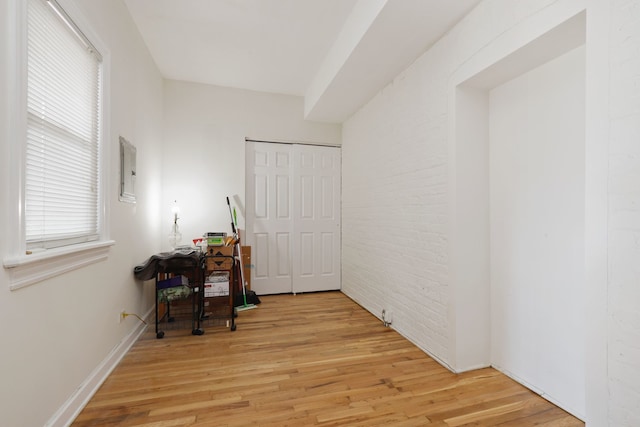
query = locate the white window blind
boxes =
[26,0,102,250]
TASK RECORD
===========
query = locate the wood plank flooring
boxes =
[72,291,584,426]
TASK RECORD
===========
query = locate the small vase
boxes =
[168,223,182,249]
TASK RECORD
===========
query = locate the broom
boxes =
[227,197,257,311]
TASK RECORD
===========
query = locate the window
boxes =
[26,0,102,249]
[3,0,112,290]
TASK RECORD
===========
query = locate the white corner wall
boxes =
[448,84,490,371]
[599,0,640,425]
[489,45,586,418]
[161,81,341,249]
[0,0,165,425]
[341,0,640,425]
[342,0,586,370]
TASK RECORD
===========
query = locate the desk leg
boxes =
[192,268,204,336]
[155,283,165,339]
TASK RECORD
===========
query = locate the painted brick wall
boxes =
[341,0,557,366]
[342,0,640,424]
[608,0,640,424]
[342,68,451,362]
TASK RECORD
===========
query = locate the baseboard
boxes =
[492,364,586,422]
[45,306,153,427]
[450,362,492,374]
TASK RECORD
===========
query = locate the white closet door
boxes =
[246,142,293,295]
[292,144,341,293]
[246,141,341,295]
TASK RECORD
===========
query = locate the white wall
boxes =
[342,63,452,365]
[342,0,640,425]
[489,45,585,417]
[0,0,636,425]
[602,0,640,425]
[342,0,580,370]
[161,80,341,250]
[0,3,339,424]
[0,0,164,425]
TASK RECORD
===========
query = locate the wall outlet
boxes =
[119,309,126,323]
[382,309,393,327]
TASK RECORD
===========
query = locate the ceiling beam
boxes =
[304,0,481,123]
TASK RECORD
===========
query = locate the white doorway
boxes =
[449,12,586,420]
[245,141,341,295]
[489,45,586,418]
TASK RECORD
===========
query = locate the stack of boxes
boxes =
[201,232,252,295]
[204,232,233,297]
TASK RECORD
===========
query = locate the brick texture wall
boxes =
[341,0,557,369]
[343,0,640,424]
[608,0,640,425]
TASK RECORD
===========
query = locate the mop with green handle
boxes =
[227,197,256,311]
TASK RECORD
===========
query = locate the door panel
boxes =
[275,232,291,277]
[292,144,341,293]
[300,232,314,275]
[254,175,268,218]
[253,233,269,279]
[246,141,340,295]
[246,142,293,295]
[321,232,334,274]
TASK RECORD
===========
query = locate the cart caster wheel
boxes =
[156,331,164,339]
[230,324,236,331]
[192,328,204,336]
[168,316,175,323]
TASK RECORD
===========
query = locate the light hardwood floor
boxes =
[73,291,584,426]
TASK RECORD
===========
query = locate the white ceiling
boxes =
[124,0,481,123]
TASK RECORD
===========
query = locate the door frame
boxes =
[245,138,342,295]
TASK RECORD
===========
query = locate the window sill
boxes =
[3,240,115,291]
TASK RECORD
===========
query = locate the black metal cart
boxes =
[134,249,237,337]
[153,252,203,339]
[200,249,236,332]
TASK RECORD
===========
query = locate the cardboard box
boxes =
[241,246,251,290]
[207,245,233,257]
[204,280,229,297]
[205,272,229,297]
[206,245,234,270]
[206,256,232,270]
[205,271,229,283]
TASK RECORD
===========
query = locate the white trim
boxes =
[584,0,611,424]
[44,307,152,427]
[4,240,115,290]
[7,0,28,255]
